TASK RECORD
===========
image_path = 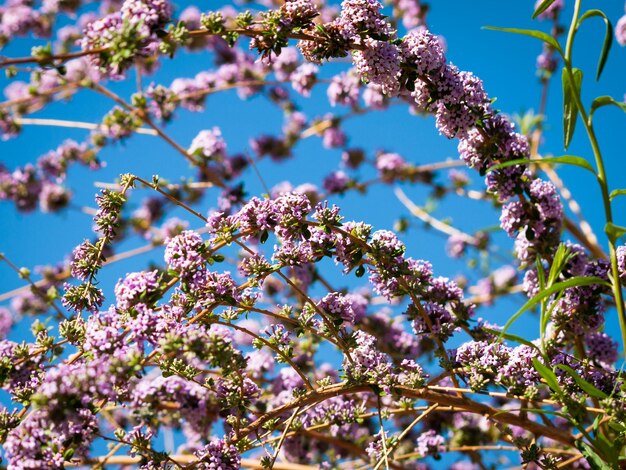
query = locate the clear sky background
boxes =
[0,1,625,354]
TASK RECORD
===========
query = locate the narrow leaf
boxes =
[486,155,595,175]
[536,258,548,344]
[547,243,575,287]
[532,358,562,394]
[590,96,626,120]
[577,10,613,80]
[562,68,583,149]
[575,441,613,470]
[483,26,562,54]
[483,328,543,354]
[499,276,609,339]
[532,0,557,19]
[494,407,571,421]
[593,433,620,468]
[609,189,626,201]
[554,364,608,399]
[605,222,626,243]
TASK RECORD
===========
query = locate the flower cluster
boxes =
[454,341,541,396]
[0,139,98,213]
[80,0,172,77]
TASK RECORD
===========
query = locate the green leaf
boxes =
[593,433,620,468]
[554,364,608,399]
[260,230,269,244]
[562,68,583,149]
[536,258,546,291]
[499,276,609,340]
[605,222,626,244]
[535,258,548,344]
[483,26,562,55]
[532,358,562,394]
[494,407,571,421]
[576,10,613,81]
[575,441,614,470]
[547,243,575,287]
[590,96,626,120]
[483,328,543,354]
[532,0,557,19]
[486,155,596,176]
[609,189,626,201]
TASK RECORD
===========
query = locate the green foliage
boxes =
[576,440,619,470]
[575,10,613,81]
[499,275,610,341]
[532,0,557,19]
[483,26,562,55]
[590,96,626,121]
[553,364,608,399]
[562,68,582,149]
[605,223,626,244]
[486,155,596,176]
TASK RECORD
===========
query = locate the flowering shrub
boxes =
[0,0,626,468]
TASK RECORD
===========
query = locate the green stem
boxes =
[563,0,626,357]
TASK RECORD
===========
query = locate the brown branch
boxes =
[234,382,579,449]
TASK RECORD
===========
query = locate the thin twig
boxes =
[15,117,158,135]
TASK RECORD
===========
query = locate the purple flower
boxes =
[434,68,489,138]
[188,127,227,161]
[170,77,206,111]
[4,408,98,469]
[455,340,512,390]
[114,270,160,310]
[410,301,458,341]
[194,439,240,470]
[370,229,406,260]
[336,0,395,41]
[39,182,70,213]
[400,29,446,75]
[323,170,350,193]
[0,307,13,339]
[446,234,467,258]
[585,332,618,365]
[121,0,171,32]
[376,152,407,182]
[322,127,347,149]
[262,323,291,347]
[344,331,392,383]
[318,292,356,324]
[280,0,318,28]
[362,83,388,110]
[617,245,626,284]
[191,270,241,306]
[353,39,401,95]
[0,109,20,141]
[291,63,318,96]
[498,345,541,395]
[83,306,124,354]
[537,44,559,74]
[327,72,360,107]
[617,15,626,47]
[164,230,206,274]
[415,429,445,458]
[80,13,125,78]
[272,46,300,81]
